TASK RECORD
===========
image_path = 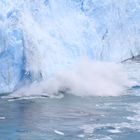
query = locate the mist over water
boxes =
[9,59,133,98]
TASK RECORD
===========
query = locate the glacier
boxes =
[0,0,140,93]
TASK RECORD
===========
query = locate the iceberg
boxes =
[0,0,140,93]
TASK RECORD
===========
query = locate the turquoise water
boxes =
[0,61,140,140]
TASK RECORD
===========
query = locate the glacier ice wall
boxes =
[0,0,140,93]
[0,1,24,93]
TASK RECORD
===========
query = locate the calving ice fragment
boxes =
[0,0,139,94]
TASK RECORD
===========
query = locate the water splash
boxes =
[7,59,133,98]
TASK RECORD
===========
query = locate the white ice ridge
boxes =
[0,0,140,93]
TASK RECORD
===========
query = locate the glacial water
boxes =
[0,61,140,140]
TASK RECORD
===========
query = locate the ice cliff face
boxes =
[0,0,140,93]
[0,1,24,93]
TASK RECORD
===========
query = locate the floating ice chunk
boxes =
[0,116,5,120]
[54,130,64,136]
[77,134,85,138]
[107,129,121,133]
